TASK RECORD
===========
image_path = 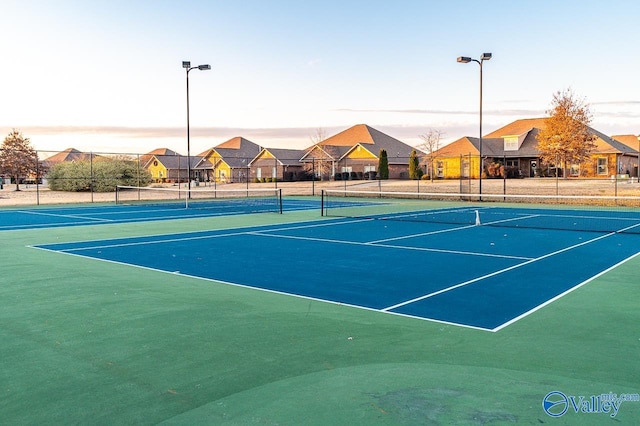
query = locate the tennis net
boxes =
[321,189,640,234]
[116,186,282,214]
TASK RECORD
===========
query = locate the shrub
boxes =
[47,159,152,192]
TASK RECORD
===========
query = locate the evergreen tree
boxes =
[408,149,422,180]
[378,149,389,180]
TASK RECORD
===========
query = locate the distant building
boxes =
[249,148,307,182]
[199,137,262,183]
[300,124,416,180]
[432,118,638,179]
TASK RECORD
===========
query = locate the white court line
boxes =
[382,230,620,313]
[249,231,532,260]
[19,210,114,222]
[492,250,640,332]
[47,217,374,252]
[30,244,495,332]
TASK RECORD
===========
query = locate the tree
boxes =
[302,128,336,180]
[47,157,152,192]
[0,130,38,191]
[418,128,443,181]
[378,149,389,180]
[535,89,597,178]
[408,149,423,180]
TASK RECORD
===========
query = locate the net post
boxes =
[321,190,325,216]
[115,185,119,204]
[278,188,283,214]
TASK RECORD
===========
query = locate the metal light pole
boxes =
[457,53,492,197]
[637,135,640,183]
[182,61,211,202]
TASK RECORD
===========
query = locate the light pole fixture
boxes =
[457,52,491,197]
[182,60,211,201]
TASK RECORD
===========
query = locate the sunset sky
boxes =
[2,0,640,155]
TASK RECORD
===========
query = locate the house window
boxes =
[436,161,444,178]
[364,165,376,173]
[597,158,608,175]
[570,164,580,176]
[256,168,262,179]
[504,137,518,151]
[505,159,519,167]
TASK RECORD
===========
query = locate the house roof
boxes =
[42,148,93,164]
[612,135,640,152]
[249,148,306,166]
[313,124,415,163]
[208,137,262,168]
[483,118,548,138]
[145,154,201,169]
[444,118,637,158]
[140,148,182,165]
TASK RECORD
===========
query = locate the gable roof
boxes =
[144,154,200,169]
[249,148,306,166]
[209,137,262,168]
[478,118,636,156]
[42,148,93,164]
[612,135,640,152]
[314,124,415,163]
[483,118,548,139]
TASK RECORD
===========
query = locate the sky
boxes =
[2,0,640,156]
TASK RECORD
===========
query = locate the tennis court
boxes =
[4,191,640,424]
[0,188,316,231]
[32,195,640,331]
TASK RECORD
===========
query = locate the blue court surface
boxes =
[33,216,640,331]
[0,198,317,231]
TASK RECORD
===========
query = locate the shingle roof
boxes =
[250,148,306,166]
[611,135,640,153]
[210,137,262,168]
[42,148,93,164]
[146,154,201,169]
[314,124,415,163]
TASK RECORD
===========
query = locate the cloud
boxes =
[333,108,545,117]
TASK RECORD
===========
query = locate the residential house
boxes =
[300,124,416,180]
[144,153,201,183]
[199,137,262,183]
[613,135,640,177]
[432,118,638,179]
[249,148,307,182]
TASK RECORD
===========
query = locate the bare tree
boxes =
[303,128,336,180]
[536,88,596,178]
[418,128,443,181]
[0,129,38,191]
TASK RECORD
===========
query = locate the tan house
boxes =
[432,118,638,179]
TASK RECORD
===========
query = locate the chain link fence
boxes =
[1,149,639,206]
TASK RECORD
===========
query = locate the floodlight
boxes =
[457,56,472,63]
[182,61,190,68]
[198,64,211,70]
[481,53,492,61]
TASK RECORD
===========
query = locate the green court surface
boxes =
[1,206,640,424]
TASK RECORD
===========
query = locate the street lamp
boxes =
[457,52,492,197]
[182,60,211,199]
